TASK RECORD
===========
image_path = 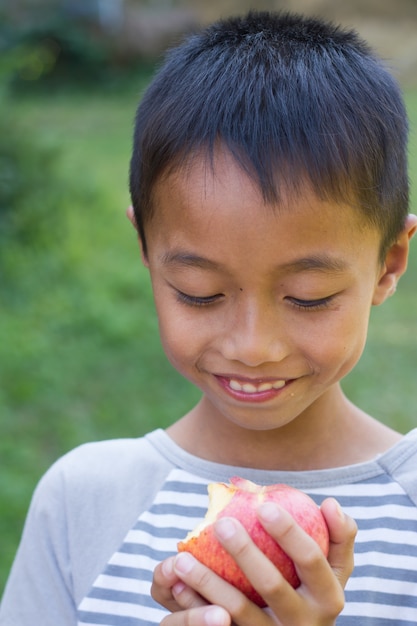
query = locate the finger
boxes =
[214,513,300,617]
[256,502,345,619]
[171,579,209,611]
[152,557,184,612]
[320,498,357,587]
[153,557,212,614]
[172,552,269,626]
[160,605,231,626]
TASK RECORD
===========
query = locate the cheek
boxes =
[305,310,370,377]
[155,304,204,373]
[157,313,186,355]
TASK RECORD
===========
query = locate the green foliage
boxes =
[0,82,199,592]
[1,14,111,90]
[0,112,61,248]
[0,10,158,95]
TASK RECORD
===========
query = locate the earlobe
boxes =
[372,214,417,305]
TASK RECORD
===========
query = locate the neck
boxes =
[166,387,401,471]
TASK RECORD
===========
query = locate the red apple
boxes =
[177,476,329,607]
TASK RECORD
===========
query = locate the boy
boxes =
[1,10,417,626]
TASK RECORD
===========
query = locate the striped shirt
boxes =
[78,431,417,625]
[1,429,417,626]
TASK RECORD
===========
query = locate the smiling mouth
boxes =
[228,379,286,394]
[215,375,289,402]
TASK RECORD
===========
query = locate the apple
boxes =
[177,476,329,607]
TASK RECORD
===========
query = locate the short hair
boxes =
[129,11,409,259]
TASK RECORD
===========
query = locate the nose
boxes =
[220,298,290,367]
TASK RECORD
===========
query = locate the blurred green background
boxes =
[1,0,417,595]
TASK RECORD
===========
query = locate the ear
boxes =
[372,214,417,305]
[126,205,149,267]
[126,205,137,230]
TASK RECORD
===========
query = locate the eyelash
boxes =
[176,291,223,307]
[288,296,334,311]
[176,291,334,311]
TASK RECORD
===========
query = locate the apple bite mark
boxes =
[181,482,237,540]
[177,477,329,608]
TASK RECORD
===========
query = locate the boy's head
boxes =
[129,11,409,261]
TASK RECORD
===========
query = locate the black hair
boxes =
[129,11,409,259]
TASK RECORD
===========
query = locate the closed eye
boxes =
[287,296,334,311]
[176,290,223,307]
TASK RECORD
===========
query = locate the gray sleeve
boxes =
[391,456,417,506]
[378,430,417,506]
[0,458,79,625]
[0,435,174,626]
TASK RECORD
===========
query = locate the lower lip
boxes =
[216,376,291,403]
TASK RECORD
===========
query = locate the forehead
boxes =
[160,149,264,211]
[152,147,362,227]
[148,149,381,267]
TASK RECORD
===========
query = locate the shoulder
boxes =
[377,428,417,505]
[54,432,170,478]
[35,430,174,511]
[25,431,177,605]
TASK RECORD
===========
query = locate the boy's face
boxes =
[138,148,407,434]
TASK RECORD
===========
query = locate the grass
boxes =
[1,80,417,594]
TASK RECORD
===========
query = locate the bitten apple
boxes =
[177,476,329,607]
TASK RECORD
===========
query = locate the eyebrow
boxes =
[161,252,221,270]
[280,254,349,274]
[161,251,349,274]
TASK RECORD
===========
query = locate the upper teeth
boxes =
[229,379,286,393]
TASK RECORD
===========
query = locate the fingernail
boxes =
[204,605,229,626]
[215,517,237,540]
[258,502,281,522]
[174,551,195,574]
[172,581,186,597]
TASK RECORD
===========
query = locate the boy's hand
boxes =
[152,497,357,626]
